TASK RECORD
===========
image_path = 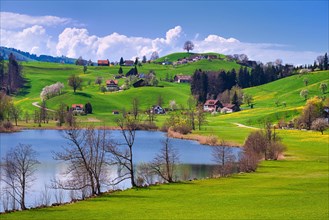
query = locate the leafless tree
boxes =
[8,103,21,126]
[150,51,159,61]
[57,103,67,127]
[196,105,206,130]
[53,125,112,196]
[187,96,197,130]
[311,118,329,134]
[150,136,179,183]
[108,115,138,187]
[131,97,139,120]
[0,144,40,210]
[212,140,236,177]
[136,163,155,186]
[239,149,260,173]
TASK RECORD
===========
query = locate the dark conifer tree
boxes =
[119,57,124,66]
[324,53,328,70]
[118,67,123,74]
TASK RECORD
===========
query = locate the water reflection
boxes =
[0,130,240,211]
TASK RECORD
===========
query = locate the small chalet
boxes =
[106,80,119,91]
[203,100,221,112]
[220,103,239,113]
[112,110,120,115]
[174,75,192,83]
[72,104,84,113]
[207,55,217,60]
[132,79,145,88]
[98,59,110,66]
[151,105,165,114]
[124,60,134,66]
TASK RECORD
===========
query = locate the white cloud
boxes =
[0,25,55,55]
[56,26,183,61]
[0,12,72,30]
[0,11,322,65]
[193,35,320,65]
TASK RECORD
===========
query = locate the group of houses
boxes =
[97,59,135,66]
[203,99,239,113]
[172,54,218,66]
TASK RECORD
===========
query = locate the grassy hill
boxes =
[4,66,329,219]
[154,52,226,63]
[13,54,243,126]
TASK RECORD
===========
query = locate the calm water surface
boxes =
[0,130,240,211]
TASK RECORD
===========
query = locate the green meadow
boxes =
[3,59,329,219]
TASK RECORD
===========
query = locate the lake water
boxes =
[0,130,240,211]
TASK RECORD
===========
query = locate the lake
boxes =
[0,129,240,211]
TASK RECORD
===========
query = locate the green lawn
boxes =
[3,62,329,219]
[2,127,328,220]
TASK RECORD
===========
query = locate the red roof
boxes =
[106,80,118,85]
[72,104,84,108]
[204,100,219,106]
[98,60,109,65]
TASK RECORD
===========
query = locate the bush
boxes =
[172,124,192,135]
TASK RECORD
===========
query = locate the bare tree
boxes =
[311,118,329,134]
[8,103,21,126]
[150,136,179,183]
[187,96,197,130]
[53,125,112,196]
[68,74,83,93]
[108,115,138,187]
[212,140,236,177]
[196,105,206,130]
[0,144,39,210]
[150,51,159,61]
[183,40,194,53]
[132,97,139,120]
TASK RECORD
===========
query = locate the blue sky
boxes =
[1,0,328,65]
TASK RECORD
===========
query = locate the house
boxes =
[220,103,239,113]
[72,104,84,113]
[124,60,134,66]
[106,80,119,91]
[132,79,145,88]
[207,55,217,60]
[174,75,192,83]
[112,110,120,115]
[98,59,110,66]
[151,105,165,114]
[126,68,138,77]
[203,100,221,112]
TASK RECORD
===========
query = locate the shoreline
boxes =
[4,124,242,148]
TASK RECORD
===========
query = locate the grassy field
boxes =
[3,61,329,219]
[2,121,328,219]
[13,56,242,126]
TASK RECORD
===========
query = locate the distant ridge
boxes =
[0,46,76,64]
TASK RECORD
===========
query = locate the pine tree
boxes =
[324,53,328,70]
[118,67,123,74]
[119,57,124,66]
[231,91,240,111]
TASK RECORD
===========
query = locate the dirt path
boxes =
[233,123,258,129]
[32,102,56,112]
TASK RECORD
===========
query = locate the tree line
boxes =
[0,53,25,95]
[191,61,294,103]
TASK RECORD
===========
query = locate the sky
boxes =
[0,0,328,65]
